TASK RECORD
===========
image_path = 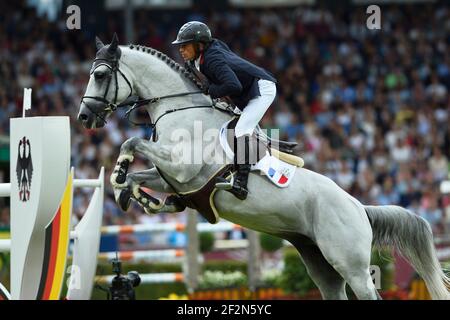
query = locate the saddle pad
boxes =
[219,120,296,188]
[251,152,297,188]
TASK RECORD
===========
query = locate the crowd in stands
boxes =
[0,2,449,247]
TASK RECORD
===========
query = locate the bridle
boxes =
[80,56,134,125]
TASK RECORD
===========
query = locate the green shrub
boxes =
[0,252,10,290]
[199,232,215,253]
[278,247,395,298]
[202,260,247,274]
[261,268,282,287]
[279,248,316,296]
[371,249,395,290]
[259,233,283,252]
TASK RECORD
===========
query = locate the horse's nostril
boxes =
[78,113,88,122]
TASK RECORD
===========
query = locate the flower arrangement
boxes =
[159,293,189,300]
[260,268,282,287]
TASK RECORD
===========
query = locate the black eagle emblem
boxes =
[16,137,33,202]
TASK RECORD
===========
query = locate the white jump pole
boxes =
[100,221,242,235]
[0,239,11,252]
[95,273,184,285]
[0,184,10,197]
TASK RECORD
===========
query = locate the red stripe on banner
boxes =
[42,208,61,299]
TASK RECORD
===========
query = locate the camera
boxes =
[108,257,141,300]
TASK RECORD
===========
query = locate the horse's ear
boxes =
[108,33,119,53]
[95,36,105,51]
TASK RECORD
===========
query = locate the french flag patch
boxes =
[251,153,297,188]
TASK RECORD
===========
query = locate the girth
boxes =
[155,165,233,224]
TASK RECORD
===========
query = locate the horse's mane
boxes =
[128,44,203,90]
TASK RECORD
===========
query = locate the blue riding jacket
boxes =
[199,39,277,109]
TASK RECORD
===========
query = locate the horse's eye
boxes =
[94,72,106,80]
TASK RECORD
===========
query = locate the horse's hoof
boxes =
[118,187,132,211]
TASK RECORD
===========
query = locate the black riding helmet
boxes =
[172,21,212,45]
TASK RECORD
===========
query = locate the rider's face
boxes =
[179,43,196,62]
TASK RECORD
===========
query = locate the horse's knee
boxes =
[121,137,141,153]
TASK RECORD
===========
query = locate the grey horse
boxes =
[77,35,450,300]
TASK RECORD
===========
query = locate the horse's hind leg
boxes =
[291,237,348,300]
[315,232,379,300]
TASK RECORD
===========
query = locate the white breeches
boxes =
[234,79,276,138]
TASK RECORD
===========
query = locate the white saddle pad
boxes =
[219,120,297,188]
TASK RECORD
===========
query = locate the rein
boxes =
[123,94,235,142]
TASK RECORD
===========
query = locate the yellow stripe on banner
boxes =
[48,172,73,300]
[0,232,10,239]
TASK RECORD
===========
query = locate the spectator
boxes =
[428,146,449,182]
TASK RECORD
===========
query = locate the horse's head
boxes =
[78,33,133,129]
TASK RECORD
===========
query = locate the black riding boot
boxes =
[229,135,252,200]
[230,162,251,200]
[215,135,252,200]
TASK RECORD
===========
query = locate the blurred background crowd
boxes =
[0,1,449,248]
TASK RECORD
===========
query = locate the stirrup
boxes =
[215,174,234,190]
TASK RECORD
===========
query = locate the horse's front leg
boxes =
[111,136,202,186]
[110,137,192,213]
[123,168,186,215]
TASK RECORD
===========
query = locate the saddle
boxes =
[168,118,302,224]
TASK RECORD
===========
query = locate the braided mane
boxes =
[128,44,202,89]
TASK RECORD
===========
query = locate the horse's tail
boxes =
[365,205,450,300]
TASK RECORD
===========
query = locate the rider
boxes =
[172,21,277,200]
